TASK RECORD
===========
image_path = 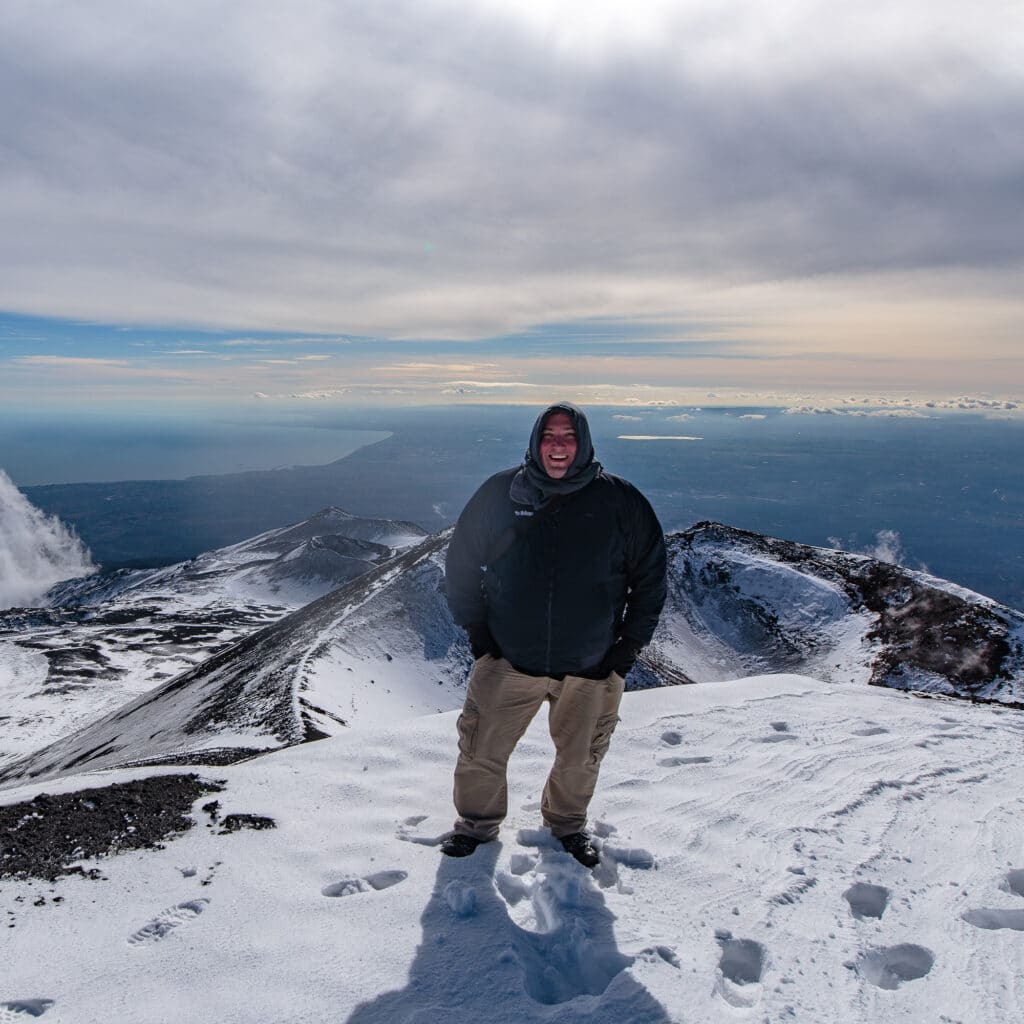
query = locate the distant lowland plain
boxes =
[3,404,1022,611]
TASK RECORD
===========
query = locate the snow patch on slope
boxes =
[0,532,465,787]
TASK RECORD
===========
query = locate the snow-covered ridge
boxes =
[0,509,428,769]
[1,514,1021,790]
[646,522,1024,703]
[0,530,464,786]
[49,504,427,609]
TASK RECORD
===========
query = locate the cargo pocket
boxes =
[456,703,480,760]
[589,712,620,766]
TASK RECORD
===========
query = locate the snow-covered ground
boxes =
[4,675,1022,1023]
[0,510,431,772]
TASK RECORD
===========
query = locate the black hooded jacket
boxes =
[445,404,667,677]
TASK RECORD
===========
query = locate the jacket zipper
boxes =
[545,514,557,674]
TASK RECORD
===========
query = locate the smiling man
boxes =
[443,401,667,866]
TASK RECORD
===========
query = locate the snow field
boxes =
[3,675,1023,1023]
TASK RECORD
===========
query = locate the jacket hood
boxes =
[526,401,595,478]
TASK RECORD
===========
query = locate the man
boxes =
[442,402,667,866]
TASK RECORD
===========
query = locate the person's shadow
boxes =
[345,837,674,1023]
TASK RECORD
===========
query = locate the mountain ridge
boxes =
[1,510,1021,789]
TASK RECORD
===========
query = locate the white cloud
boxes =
[15,355,129,369]
[442,380,539,389]
[783,406,930,418]
[8,355,198,382]
[0,0,1019,380]
[372,362,500,374]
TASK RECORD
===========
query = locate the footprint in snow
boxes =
[0,1002,55,1021]
[637,946,680,969]
[961,908,1024,931]
[756,731,798,743]
[1001,869,1024,897]
[852,944,934,989]
[322,870,408,898]
[660,730,683,746]
[658,754,712,767]
[960,874,1024,932]
[395,818,443,847]
[714,931,766,1008]
[602,845,656,870]
[128,899,209,946]
[750,721,797,743]
[502,855,635,1005]
[852,726,889,737]
[843,882,891,920]
[443,880,477,917]
[589,842,657,893]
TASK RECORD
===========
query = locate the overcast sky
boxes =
[1,0,1021,405]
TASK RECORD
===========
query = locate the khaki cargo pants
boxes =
[452,654,624,841]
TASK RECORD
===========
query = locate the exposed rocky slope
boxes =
[647,522,1024,703]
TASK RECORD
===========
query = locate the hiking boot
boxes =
[559,831,600,868]
[440,833,484,858]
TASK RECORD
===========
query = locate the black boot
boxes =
[440,833,484,858]
[559,831,600,868]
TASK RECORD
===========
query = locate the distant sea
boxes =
[0,407,390,485]
[4,404,1022,610]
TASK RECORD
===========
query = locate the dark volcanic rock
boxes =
[856,562,1014,691]
[219,813,276,834]
[0,775,223,881]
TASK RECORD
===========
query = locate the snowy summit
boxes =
[2,509,1023,1022]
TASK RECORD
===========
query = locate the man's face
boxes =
[539,412,578,479]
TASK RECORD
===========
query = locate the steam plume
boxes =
[828,529,910,567]
[0,468,96,609]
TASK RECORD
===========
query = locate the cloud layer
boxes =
[0,0,1021,392]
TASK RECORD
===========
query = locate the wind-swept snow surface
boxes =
[3,676,1022,1023]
